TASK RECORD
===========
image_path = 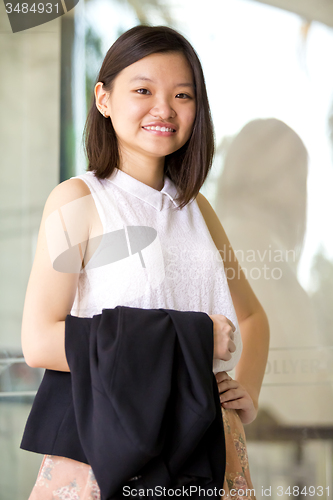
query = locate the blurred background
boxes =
[0,0,333,498]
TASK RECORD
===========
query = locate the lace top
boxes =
[69,168,242,373]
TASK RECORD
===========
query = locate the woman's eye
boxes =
[176,93,191,99]
[136,89,151,95]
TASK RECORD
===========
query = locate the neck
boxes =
[118,149,165,191]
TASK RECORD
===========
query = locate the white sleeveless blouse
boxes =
[69,168,242,373]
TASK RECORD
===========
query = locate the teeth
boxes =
[143,126,175,132]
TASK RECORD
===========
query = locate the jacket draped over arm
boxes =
[21,306,226,500]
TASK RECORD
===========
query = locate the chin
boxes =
[145,147,180,158]
[141,138,184,156]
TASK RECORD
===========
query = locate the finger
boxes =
[215,371,231,383]
[216,372,233,386]
[221,351,232,361]
[225,318,236,332]
[220,390,248,403]
[221,399,245,410]
[219,387,245,402]
[217,380,239,394]
[228,340,236,353]
[218,379,238,390]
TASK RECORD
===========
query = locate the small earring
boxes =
[98,108,108,118]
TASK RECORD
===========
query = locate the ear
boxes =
[94,82,110,117]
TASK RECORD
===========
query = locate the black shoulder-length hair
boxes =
[83,25,215,209]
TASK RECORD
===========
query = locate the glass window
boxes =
[1,0,332,497]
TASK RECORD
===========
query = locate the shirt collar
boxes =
[105,168,181,211]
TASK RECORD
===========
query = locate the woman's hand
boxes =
[215,371,258,425]
[208,314,236,361]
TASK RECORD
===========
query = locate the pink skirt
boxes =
[28,408,255,500]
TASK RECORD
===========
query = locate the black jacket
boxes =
[21,306,226,499]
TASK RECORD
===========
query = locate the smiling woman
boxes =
[83,25,215,209]
[21,25,268,500]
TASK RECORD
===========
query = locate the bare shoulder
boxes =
[195,192,212,224]
[22,177,96,341]
[45,177,91,211]
[43,177,100,235]
[195,192,230,252]
[195,191,219,223]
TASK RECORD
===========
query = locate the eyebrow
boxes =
[129,76,194,88]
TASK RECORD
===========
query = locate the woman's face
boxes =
[103,52,196,163]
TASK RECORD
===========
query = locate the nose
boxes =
[149,95,176,119]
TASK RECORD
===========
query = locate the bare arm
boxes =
[21,179,96,371]
[196,192,270,421]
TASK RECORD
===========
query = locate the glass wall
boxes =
[1,0,332,498]
[0,2,62,497]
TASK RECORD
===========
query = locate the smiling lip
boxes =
[142,122,177,134]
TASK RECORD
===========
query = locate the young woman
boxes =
[21,25,269,500]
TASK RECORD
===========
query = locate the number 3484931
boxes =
[277,486,330,497]
[5,3,59,14]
